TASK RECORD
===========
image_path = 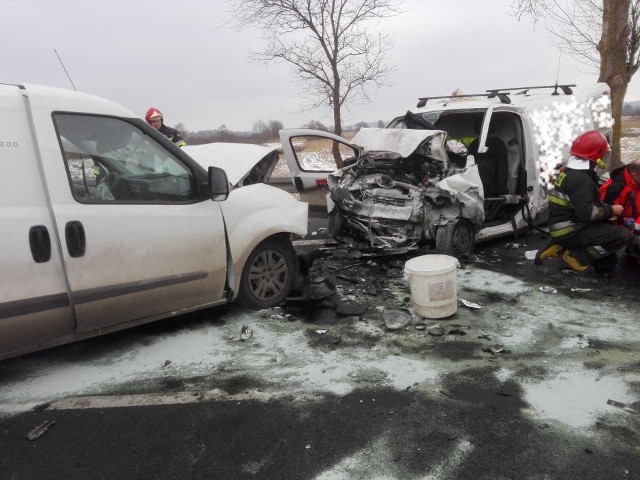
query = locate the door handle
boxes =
[65,221,86,258]
[29,225,51,263]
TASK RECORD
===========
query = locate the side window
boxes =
[54,114,196,203]
[290,136,358,172]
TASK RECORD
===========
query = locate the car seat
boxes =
[468,136,509,198]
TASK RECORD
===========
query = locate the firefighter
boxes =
[535,130,631,272]
[600,159,640,262]
[145,107,187,147]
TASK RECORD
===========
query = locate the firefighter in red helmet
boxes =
[535,130,631,272]
[145,107,186,147]
[600,158,640,263]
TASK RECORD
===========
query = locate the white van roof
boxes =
[0,83,136,118]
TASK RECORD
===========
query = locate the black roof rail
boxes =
[416,92,510,108]
[486,84,576,96]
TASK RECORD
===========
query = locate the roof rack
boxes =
[486,84,576,96]
[416,92,511,108]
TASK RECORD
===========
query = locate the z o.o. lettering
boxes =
[0,141,20,147]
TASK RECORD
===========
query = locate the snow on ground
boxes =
[1,266,638,432]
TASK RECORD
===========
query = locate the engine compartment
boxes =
[328,150,465,250]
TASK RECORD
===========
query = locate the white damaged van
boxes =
[0,84,307,360]
[282,83,613,256]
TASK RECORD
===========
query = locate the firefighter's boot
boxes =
[561,250,592,273]
[534,244,563,265]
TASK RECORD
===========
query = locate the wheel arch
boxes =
[231,231,298,299]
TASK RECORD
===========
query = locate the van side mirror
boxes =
[208,166,230,201]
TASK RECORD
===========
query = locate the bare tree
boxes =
[253,120,268,135]
[512,0,640,168]
[233,0,400,168]
[267,119,284,139]
[174,122,187,135]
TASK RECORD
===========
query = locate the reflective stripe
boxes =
[175,140,187,148]
[549,220,578,231]
[549,190,571,202]
[548,190,572,207]
[549,195,572,207]
[549,225,579,238]
[590,206,603,221]
[586,246,607,259]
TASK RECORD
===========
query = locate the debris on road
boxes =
[607,399,638,414]
[162,360,172,368]
[415,324,427,331]
[460,298,482,309]
[571,288,593,293]
[539,286,558,294]
[336,272,359,283]
[32,401,52,412]
[427,325,445,337]
[240,325,253,341]
[483,345,512,355]
[383,310,411,330]
[315,329,328,335]
[504,243,520,249]
[576,334,590,349]
[447,328,467,336]
[478,333,492,341]
[335,297,369,316]
[27,420,56,441]
[525,250,538,260]
[439,390,456,400]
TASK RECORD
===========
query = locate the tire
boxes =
[238,238,296,309]
[435,219,475,258]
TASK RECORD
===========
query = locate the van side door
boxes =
[0,86,74,359]
[31,111,227,333]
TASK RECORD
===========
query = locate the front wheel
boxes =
[238,238,296,309]
[435,219,475,259]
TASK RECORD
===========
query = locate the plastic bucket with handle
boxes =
[404,255,458,319]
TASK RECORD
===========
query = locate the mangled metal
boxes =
[326,130,484,252]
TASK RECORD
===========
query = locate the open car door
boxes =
[280,129,360,209]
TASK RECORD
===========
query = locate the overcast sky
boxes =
[2,0,637,131]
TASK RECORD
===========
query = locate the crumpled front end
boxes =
[327,151,466,252]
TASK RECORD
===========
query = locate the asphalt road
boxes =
[1,220,640,480]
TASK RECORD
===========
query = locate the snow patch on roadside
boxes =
[522,364,637,429]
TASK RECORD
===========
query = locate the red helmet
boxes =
[570,130,609,162]
[145,107,163,124]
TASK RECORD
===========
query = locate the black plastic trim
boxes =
[0,293,70,320]
[71,271,209,304]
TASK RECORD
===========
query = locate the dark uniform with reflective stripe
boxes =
[547,167,630,267]
[158,124,186,147]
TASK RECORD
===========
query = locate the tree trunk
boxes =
[598,0,631,169]
[332,77,344,169]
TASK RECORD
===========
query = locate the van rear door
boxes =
[0,85,74,359]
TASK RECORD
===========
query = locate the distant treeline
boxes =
[174,119,387,145]
[623,102,640,116]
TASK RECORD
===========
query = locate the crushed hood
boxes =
[183,143,278,186]
[350,128,448,163]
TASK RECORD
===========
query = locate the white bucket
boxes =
[404,255,458,319]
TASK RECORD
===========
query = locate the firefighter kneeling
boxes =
[536,130,632,273]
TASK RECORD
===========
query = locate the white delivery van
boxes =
[0,84,307,361]
[281,83,613,256]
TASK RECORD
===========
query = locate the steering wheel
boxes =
[104,172,121,191]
